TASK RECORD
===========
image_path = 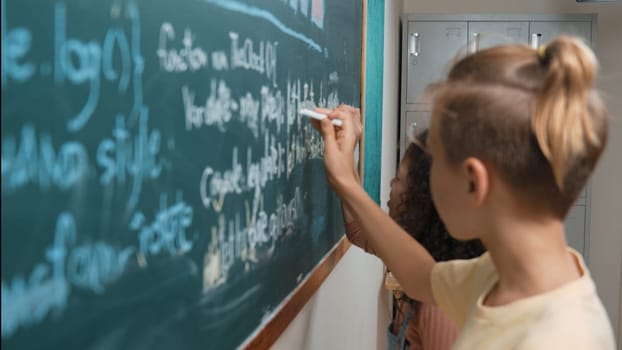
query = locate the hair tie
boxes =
[537,44,547,59]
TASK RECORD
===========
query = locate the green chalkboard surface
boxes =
[1,0,363,348]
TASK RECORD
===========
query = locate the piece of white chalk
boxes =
[300,109,343,127]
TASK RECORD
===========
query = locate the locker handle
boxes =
[409,122,417,139]
[530,33,542,49]
[409,33,420,57]
[471,32,480,53]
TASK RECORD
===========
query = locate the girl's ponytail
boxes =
[531,36,603,190]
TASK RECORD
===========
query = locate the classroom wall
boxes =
[271,248,386,350]
[403,0,622,347]
[272,0,404,348]
[380,2,402,211]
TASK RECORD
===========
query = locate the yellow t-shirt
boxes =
[431,249,615,349]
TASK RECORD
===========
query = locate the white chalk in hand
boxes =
[299,109,343,127]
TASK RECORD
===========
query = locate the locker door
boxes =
[405,21,468,104]
[529,21,592,47]
[468,21,529,51]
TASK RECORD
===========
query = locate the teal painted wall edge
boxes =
[363,0,384,203]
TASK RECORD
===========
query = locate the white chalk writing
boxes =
[182,80,238,131]
[229,32,278,87]
[1,0,35,86]
[1,212,134,337]
[54,2,145,132]
[200,148,244,213]
[200,133,285,213]
[157,22,208,72]
[1,125,89,193]
[211,50,229,71]
[96,107,164,208]
[203,188,303,291]
[239,92,261,138]
[130,191,193,259]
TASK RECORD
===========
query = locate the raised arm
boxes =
[312,106,436,304]
[340,142,377,255]
[342,208,377,255]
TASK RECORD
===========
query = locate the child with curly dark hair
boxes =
[343,130,484,350]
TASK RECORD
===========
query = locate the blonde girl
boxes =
[312,36,615,349]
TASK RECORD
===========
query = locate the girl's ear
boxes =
[463,157,489,207]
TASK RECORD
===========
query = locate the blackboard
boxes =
[1,0,364,349]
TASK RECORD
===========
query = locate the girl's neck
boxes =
[481,214,582,307]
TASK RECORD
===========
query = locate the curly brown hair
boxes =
[390,131,486,327]
[393,130,485,262]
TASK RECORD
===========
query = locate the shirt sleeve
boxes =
[418,303,459,350]
[430,254,493,329]
[344,221,376,255]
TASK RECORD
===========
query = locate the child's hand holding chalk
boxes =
[300,109,343,127]
[303,105,362,194]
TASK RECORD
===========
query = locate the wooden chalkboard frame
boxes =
[241,0,373,348]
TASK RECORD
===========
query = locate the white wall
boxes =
[272,1,404,349]
[402,1,622,347]
[380,1,402,211]
[271,248,386,350]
